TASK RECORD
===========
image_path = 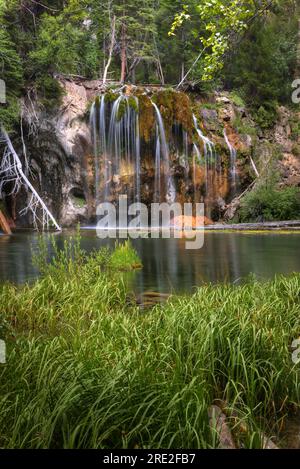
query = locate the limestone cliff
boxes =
[5,79,299,227]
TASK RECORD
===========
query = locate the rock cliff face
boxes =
[14,79,300,227]
[20,78,99,226]
[272,107,300,188]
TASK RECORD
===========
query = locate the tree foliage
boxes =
[223,0,298,127]
[239,184,300,222]
[0,1,23,129]
[0,0,298,125]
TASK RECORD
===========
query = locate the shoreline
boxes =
[2,220,300,235]
[204,220,300,231]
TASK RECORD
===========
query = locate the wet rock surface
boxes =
[13,82,300,227]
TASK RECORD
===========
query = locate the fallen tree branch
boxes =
[249,155,260,178]
[0,127,61,231]
[176,48,207,89]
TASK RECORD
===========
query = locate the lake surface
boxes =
[0,230,300,294]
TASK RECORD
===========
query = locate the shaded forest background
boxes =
[0,0,299,129]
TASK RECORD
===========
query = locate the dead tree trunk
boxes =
[120,22,127,83]
[0,127,61,231]
[103,15,116,86]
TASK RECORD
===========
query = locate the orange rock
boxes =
[172,215,213,228]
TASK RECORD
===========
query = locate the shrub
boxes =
[229,91,245,108]
[109,240,141,271]
[35,76,64,110]
[290,120,300,141]
[292,144,300,157]
[201,102,219,110]
[253,103,278,129]
[239,184,300,222]
[232,114,257,137]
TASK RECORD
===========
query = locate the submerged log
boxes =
[0,210,12,234]
[142,291,170,298]
[135,291,171,310]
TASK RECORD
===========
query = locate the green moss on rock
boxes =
[138,94,155,142]
[151,90,194,139]
[104,90,118,103]
[128,96,138,113]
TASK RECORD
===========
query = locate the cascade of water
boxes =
[99,95,106,203]
[154,126,161,202]
[91,94,235,220]
[193,144,201,163]
[89,101,100,206]
[108,94,123,179]
[192,144,201,201]
[193,114,212,192]
[134,96,141,203]
[174,123,189,176]
[90,93,141,205]
[223,128,237,189]
[182,130,190,176]
[193,115,215,163]
[152,101,176,204]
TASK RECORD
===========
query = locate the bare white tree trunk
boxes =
[249,155,260,178]
[0,127,61,231]
[153,35,165,85]
[103,15,116,86]
[176,48,207,89]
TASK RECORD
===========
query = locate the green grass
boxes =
[229,91,246,108]
[0,235,300,448]
[110,240,142,271]
[232,114,257,137]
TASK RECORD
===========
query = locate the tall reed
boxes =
[0,234,299,448]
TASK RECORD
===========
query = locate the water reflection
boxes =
[0,230,300,294]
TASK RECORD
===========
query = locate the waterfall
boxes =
[192,144,201,200]
[223,129,237,190]
[182,130,190,176]
[89,91,239,222]
[152,101,176,203]
[193,115,215,163]
[134,96,141,203]
[193,144,201,163]
[193,114,214,192]
[174,122,189,174]
[108,95,123,177]
[154,126,161,202]
[89,102,99,205]
[90,93,141,207]
[99,95,107,201]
